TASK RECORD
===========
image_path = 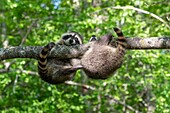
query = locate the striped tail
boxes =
[114,28,127,49]
[38,42,55,75]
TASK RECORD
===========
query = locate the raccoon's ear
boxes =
[89,35,97,42]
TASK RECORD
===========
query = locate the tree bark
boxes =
[0,37,170,60]
[127,37,170,49]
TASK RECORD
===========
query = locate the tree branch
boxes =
[0,43,90,60]
[0,37,170,60]
[127,37,170,49]
[64,81,96,90]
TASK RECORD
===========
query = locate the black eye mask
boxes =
[62,35,72,40]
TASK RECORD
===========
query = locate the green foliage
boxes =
[0,0,170,112]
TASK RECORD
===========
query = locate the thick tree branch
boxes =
[127,37,170,49]
[0,44,90,60]
[0,37,170,60]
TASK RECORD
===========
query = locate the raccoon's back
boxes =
[81,45,124,79]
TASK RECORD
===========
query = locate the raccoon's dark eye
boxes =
[69,39,73,44]
[62,35,71,40]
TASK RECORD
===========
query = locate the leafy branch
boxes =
[92,6,170,29]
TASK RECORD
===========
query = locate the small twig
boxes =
[0,69,8,73]
[20,19,38,46]
[13,75,19,93]
[0,67,39,77]
[64,81,96,90]
[21,70,39,76]
[91,6,170,29]
[105,94,140,113]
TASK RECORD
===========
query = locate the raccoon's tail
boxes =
[38,42,55,76]
[113,27,127,56]
[114,27,127,50]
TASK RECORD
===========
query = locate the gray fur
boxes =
[38,32,83,84]
[81,28,126,79]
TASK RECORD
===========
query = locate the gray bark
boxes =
[0,37,170,60]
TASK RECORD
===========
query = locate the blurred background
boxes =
[0,0,170,112]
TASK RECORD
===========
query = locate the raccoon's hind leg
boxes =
[60,65,83,75]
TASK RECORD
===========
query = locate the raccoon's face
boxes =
[62,32,83,46]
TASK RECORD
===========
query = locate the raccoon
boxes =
[81,28,127,79]
[38,32,83,84]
